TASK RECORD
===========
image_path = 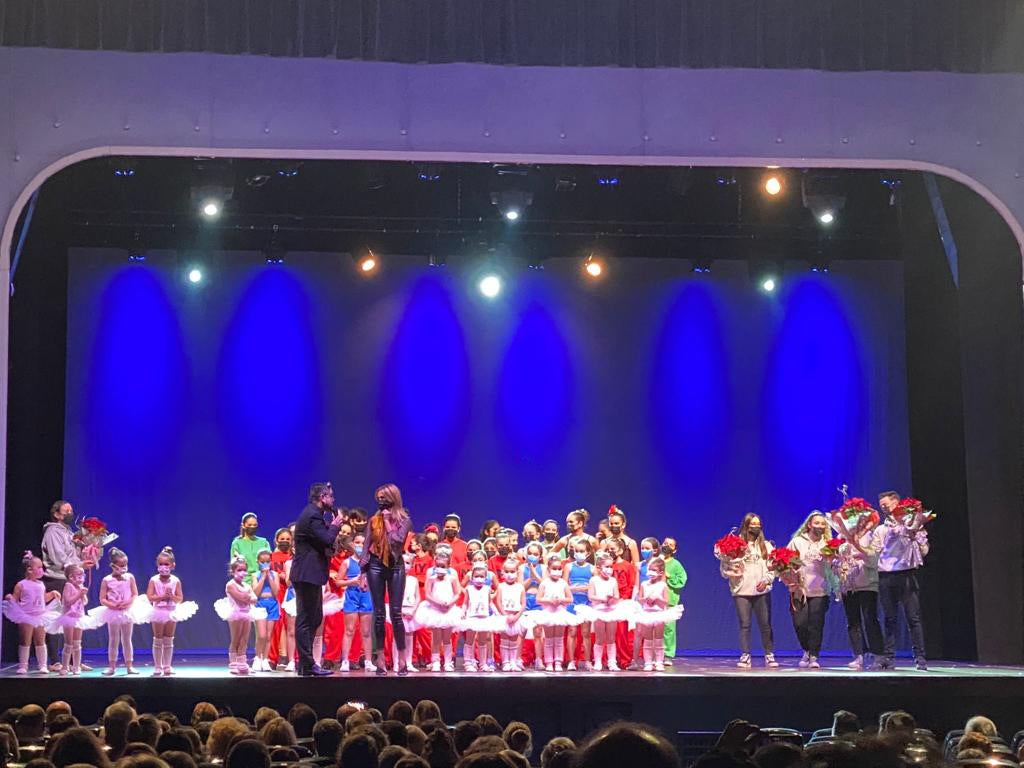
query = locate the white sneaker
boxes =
[364,659,377,673]
[736,653,752,668]
[444,660,455,672]
[593,659,603,672]
[765,653,780,668]
[608,660,621,671]
[430,660,441,672]
[515,660,525,672]
[798,652,811,668]
[643,661,654,671]
[654,661,665,671]
[544,663,554,672]
[339,660,350,672]
[16,666,27,675]
[534,658,544,671]
[566,661,577,671]
[464,659,478,672]
[808,656,820,669]
[285,660,295,672]
[847,655,864,670]
[406,664,418,673]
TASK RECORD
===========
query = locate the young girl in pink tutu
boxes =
[633,556,684,671]
[215,556,268,675]
[2,551,61,674]
[134,546,198,676]
[393,551,421,673]
[579,551,630,671]
[532,554,580,672]
[495,558,527,672]
[50,563,100,676]
[414,543,462,672]
[91,547,140,676]
[460,563,502,672]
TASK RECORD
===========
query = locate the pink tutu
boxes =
[528,606,582,628]
[458,614,507,633]
[2,599,60,628]
[575,599,638,624]
[87,605,138,627]
[282,593,343,618]
[47,612,101,633]
[131,594,198,624]
[632,604,685,627]
[413,601,462,629]
[213,598,268,622]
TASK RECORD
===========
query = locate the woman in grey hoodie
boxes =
[40,500,94,670]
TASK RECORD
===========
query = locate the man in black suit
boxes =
[292,482,346,677]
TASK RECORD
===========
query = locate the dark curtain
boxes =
[1,0,1023,73]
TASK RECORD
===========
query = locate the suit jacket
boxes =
[291,503,341,586]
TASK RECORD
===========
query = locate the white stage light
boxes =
[479,275,502,298]
[188,268,203,284]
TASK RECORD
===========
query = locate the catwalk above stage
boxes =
[3,655,1023,745]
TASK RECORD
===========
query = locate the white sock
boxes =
[655,644,665,664]
[17,646,29,669]
[153,639,163,669]
[543,638,554,664]
[72,642,83,671]
[162,637,174,668]
[312,636,323,665]
[592,643,603,666]
[643,639,653,665]
[445,642,454,664]
[62,643,72,670]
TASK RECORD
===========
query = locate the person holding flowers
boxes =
[785,511,837,670]
[717,514,778,669]
[876,491,933,670]
[830,497,885,670]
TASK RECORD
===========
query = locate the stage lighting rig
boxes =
[802,172,846,225]
[490,189,532,222]
[750,260,780,293]
[583,253,604,278]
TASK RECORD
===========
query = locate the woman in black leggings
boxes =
[720,513,778,669]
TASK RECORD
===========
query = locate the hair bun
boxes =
[21,550,35,565]
[161,546,174,555]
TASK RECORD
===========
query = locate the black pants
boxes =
[293,580,324,672]
[791,595,829,655]
[879,569,925,660]
[842,590,884,656]
[366,555,406,653]
[733,594,773,654]
[42,576,66,662]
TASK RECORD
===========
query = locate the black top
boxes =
[291,503,341,586]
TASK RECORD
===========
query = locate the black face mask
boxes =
[662,546,675,556]
[377,500,391,511]
[497,546,510,557]
[444,529,457,540]
[543,532,557,543]
[277,541,290,552]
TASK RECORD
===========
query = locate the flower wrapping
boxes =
[714,533,748,561]
[72,516,118,565]
[767,547,802,575]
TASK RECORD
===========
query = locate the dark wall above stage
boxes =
[2,0,1023,73]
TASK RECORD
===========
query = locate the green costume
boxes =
[230,535,271,585]
[663,554,688,656]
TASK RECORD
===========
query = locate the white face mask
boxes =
[71,572,85,585]
[112,564,127,576]
[503,571,517,583]
[549,569,563,580]
[233,571,246,583]
[600,566,613,577]
[472,577,486,587]
[157,564,171,576]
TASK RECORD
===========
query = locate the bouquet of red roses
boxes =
[820,537,844,558]
[73,516,118,567]
[836,497,878,522]
[895,497,935,523]
[714,533,748,562]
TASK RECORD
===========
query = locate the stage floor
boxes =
[3,656,1022,743]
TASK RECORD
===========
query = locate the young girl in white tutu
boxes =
[50,563,100,676]
[580,551,631,671]
[460,563,502,672]
[495,558,527,672]
[414,543,462,672]
[91,547,139,676]
[634,556,684,671]
[135,546,198,676]
[2,551,61,674]
[215,556,268,675]
[532,554,580,672]
[393,551,421,673]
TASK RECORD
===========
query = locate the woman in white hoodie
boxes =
[40,500,95,671]
[720,513,778,669]
[786,511,838,669]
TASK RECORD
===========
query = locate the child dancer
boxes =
[134,546,198,676]
[414,543,463,672]
[460,564,501,672]
[629,537,660,669]
[521,542,546,670]
[634,557,684,671]
[495,558,527,672]
[338,534,375,673]
[580,551,628,671]
[251,549,280,671]
[607,538,637,670]
[566,538,594,671]
[532,555,580,672]
[49,564,100,675]
[393,551,421,673]
[281,560,343,670]
[91,547,140,675]
[214,556,268,675]
[2,551,61,674]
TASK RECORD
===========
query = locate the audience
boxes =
[3,689,1016,768]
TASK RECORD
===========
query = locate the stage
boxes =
[3,655,1023,744]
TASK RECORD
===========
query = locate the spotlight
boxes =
[881,175,904,206]
[802,172,846,226]
[595,168,621,186]
[714,171,737,187]
[479,274,502,298]
[274,162,301,178]
[764,175,783,196]
[127,230,145,262]
[761,278,776,292]
[108,157,137,177]
[356,251,378,274]
[809,254,830,273]
[584,253,604,278]
[750,260,780,294]
[528,255,546,271]
[264,226,285,265]
[490,189,532,223]
[188,268,203,284]
[201,200,221,218]
[189,159,235,220]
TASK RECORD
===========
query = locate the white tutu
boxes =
[213,598,267,622]
[386,605,420,632]
[87,605,138,627]
[528,606,582,628]
[282,598,297,617]
[281,593,343,618]
[458,614,507,633]
[632,604,685,627]
[3,599,61,628]
[131,594,198,624]
[413,601,463,629]
[575,599,638,623]
[47,612,101,633]
[496,614,527,637]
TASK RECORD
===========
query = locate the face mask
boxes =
[649,571,662,581]
[600,566,613,577]
[472,577,485,587]
[549,569,562,580]
[526,555,539,565]
[234,571,246,583]
[112,565,127,576]
[543,532,556,543]
[497,546,510,557]
[353,545,364,556]
[244,525,258,536]
[377,500,390,511]
[504,571,517,583]
[259,562,270,571]
[662,546,675,556]
[748,528,762,537]
[640,549,653,560]
[403,555,415,568]
[72,572,85,585]
[433,567,447,578]
[444,529,457,540]
[157,564,171,576]
[573,552,587,563]
[277,540,290,552]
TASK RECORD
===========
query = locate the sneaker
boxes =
[484,663,496,672]
[285,660,296,672]
[444,660,455,672]
[544,663,554,672]
[339,660,350,672]
[847,655,864,671]
[514,660,525,672]
[626,660,642,671]
[579,661,591,672]
[807,656,820,669]
[736,653,752,669]
[534,658,544,671]
[765,653,780,668]
[593,659,603,672]
[15,667,27,675]
[643,661,654,671]
[464,659,478,673]
[566,661,577,671]
[663,658,674,666]
[654,661,665,672]
[430,660,441,672]
[870,657,894,671]
[915,658,928,671]
[798,652,811,668]
[608,660,621,672]
[364,660,377,673]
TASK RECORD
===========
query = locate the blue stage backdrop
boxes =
[64,249,911,653]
